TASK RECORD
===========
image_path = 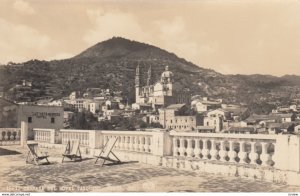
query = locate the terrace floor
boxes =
[0,145,300,192]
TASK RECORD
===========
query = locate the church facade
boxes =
[135,65,190,110]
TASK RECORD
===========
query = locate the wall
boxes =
[18,105,63,139]
[32,128,300,186]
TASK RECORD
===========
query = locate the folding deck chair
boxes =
[26,143,50,165]
[62,140,82,163]
[95,137,121,167]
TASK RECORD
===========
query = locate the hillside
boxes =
[1,37,300,113]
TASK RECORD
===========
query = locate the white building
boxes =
[203,116,223,132]
[89,101,101,114]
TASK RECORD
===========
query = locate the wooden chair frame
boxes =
[95,137,121,167]
[62,140,82,163]
[26,143,50,165]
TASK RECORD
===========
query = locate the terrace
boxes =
[0,126,300,192]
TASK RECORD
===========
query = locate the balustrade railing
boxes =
[34,129,53,143]
[0,128,21,145]
[60,129,90,146]
[102,131,153,154]
[171,132,277,167]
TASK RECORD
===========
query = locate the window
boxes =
[51,117,55,124]
[28,117,32,123]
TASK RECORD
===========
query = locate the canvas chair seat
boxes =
[62,140,82,163]
[26,143,50,165]
[95,137,121,167]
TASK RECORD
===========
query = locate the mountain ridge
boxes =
[1,37,300,113]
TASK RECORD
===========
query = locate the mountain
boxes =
[1,37,300,114]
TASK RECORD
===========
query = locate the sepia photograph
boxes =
[0,0,300,194]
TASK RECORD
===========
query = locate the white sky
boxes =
[0,0,300,76]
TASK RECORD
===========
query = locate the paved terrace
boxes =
[0,145,300,192]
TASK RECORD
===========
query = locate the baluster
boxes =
[186,138,194,157]
[119,136,122,149]
[210,140,219,161]
[15,130,20,140]
[0,131,3,140]
[35,131,38,141]
[179,138,186,156]
[228,141,237,163]
[260,142,270,166]
[144,137,149,153]
[79,133,83,145]
[103,135,108,146]
[239,141,248,164]
[78,133,82,145]
[139,137,144,152]
[124,136,129,150]
[86,133,89,146]
[249,142,258,165]
[118,136,122,150]
[219,141,228,162]
[202,139,209,160]
[129,136,134,151]
[193,139,201,158]
[114,136,119,149]
[134,136,139,151]
[173,137,179,156]
[149,137,153,153]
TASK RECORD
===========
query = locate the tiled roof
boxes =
[166,104,186,109]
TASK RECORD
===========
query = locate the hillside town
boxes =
[1,64,300,136]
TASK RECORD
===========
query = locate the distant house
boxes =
[206,108,231,121]
[203,116,223,132]
[196,126,215,133]
[228,127,255,134]
[275,113,296,123]
[224,107,250,121]
[122,109,136,118]
[266,122,296,134]
[159,104,201,132]
[194,99,222,113]
[295,125,300,135]
[245,114,280,126]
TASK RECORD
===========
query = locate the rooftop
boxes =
[0,145,300,192]
[166,104,186,110]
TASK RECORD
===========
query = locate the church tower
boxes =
[135,64,140,103]
[161,66,173,96]
[146,65,152,86]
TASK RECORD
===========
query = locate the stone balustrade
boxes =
[102,131,154,154]
[34,128,55,143]
[30,128,300,185]
[171,131,277,167]
[60,129,91,147]
[0,128,21,145]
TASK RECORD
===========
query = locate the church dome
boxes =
[161,66,174,78]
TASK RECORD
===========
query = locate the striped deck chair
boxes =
[95,137,121,167]
[62,140,82,163]
[26,143,50,165]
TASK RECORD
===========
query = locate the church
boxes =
[134,65,190,111]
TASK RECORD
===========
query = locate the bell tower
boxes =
[135,64,140,103]
[146,65,152,86]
